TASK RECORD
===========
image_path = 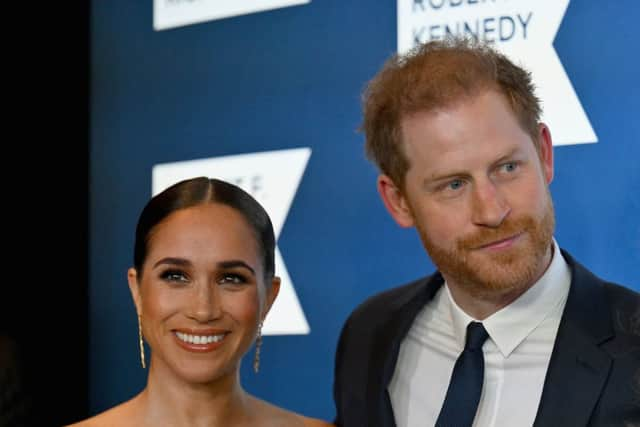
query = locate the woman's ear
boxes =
[262,276,281,321]
[127,267,142,316]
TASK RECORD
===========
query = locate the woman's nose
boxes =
[188,284,222,322]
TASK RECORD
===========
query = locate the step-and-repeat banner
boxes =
[91,0,639,419]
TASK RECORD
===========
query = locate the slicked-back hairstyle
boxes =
[362,37,542,190]
[133,177,276,282]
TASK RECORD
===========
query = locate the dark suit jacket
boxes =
[333,250,640,427]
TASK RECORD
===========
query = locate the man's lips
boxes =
[473,232,524,250]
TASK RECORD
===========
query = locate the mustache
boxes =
[456,216,535,250]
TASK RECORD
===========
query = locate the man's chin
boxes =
[466,276,531,301]
[442,254,540,300]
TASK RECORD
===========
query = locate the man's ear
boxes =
[537,123,554,184]
[127,267,142,316]
[377,174,415,228]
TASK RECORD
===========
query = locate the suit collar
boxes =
[557,250,614,343]
[533,250,615,426]
[367,273,444,427]
[365,250,616,427]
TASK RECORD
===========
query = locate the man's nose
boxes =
[470,179,510,227]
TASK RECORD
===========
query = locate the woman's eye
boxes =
[219,273,246,285]
[160,270,188,283]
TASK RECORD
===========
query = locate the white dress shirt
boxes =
[389,240,571,427]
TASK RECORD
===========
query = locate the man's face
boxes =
[382,90,555,300]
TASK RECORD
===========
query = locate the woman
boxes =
[70,177,333,427]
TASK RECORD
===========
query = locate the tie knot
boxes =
[465,322,488,351]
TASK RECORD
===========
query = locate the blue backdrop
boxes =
[90,0,639,420]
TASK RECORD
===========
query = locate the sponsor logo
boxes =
[398,0,597,145]
[154,0,310,30]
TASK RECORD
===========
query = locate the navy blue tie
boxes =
[435,321,489,427]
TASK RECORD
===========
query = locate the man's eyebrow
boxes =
[423,171,469,187]
[422,147,524,187]
[490,147,522,166]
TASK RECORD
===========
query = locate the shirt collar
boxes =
[445,239,571,357]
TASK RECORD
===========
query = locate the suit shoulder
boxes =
[603,280,640,305]
[603,281,640,339]
[562,249,639,338]
[342,274,437,330]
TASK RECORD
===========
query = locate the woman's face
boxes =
[129,202,279,384]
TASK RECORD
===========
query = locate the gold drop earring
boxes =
[138,314,146,369]
[253,321,263,373]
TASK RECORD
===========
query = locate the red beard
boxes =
[419,197,555,301]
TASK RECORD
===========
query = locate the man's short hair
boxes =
[361,37,542,190]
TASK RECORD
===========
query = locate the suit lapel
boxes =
[361,251,615,426]
[367,274,444,427]
[533,251,614,426]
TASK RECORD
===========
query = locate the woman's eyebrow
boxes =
[217,260,256,276]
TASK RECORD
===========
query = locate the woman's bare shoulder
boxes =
[65,396,140,427]
[251,397,334,427]
[300,415,335,427]
[65,408,122,427]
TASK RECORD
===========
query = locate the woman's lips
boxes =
[172,329,229,353]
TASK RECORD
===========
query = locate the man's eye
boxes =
[502,162,518,172]
[448,179,464,190]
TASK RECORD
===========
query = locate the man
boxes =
[333,37,639,427]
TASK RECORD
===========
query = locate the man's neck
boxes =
[446,284,531,320]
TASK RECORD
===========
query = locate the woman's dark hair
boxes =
[133,177,276,282]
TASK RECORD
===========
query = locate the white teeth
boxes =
[175,332,225,344]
